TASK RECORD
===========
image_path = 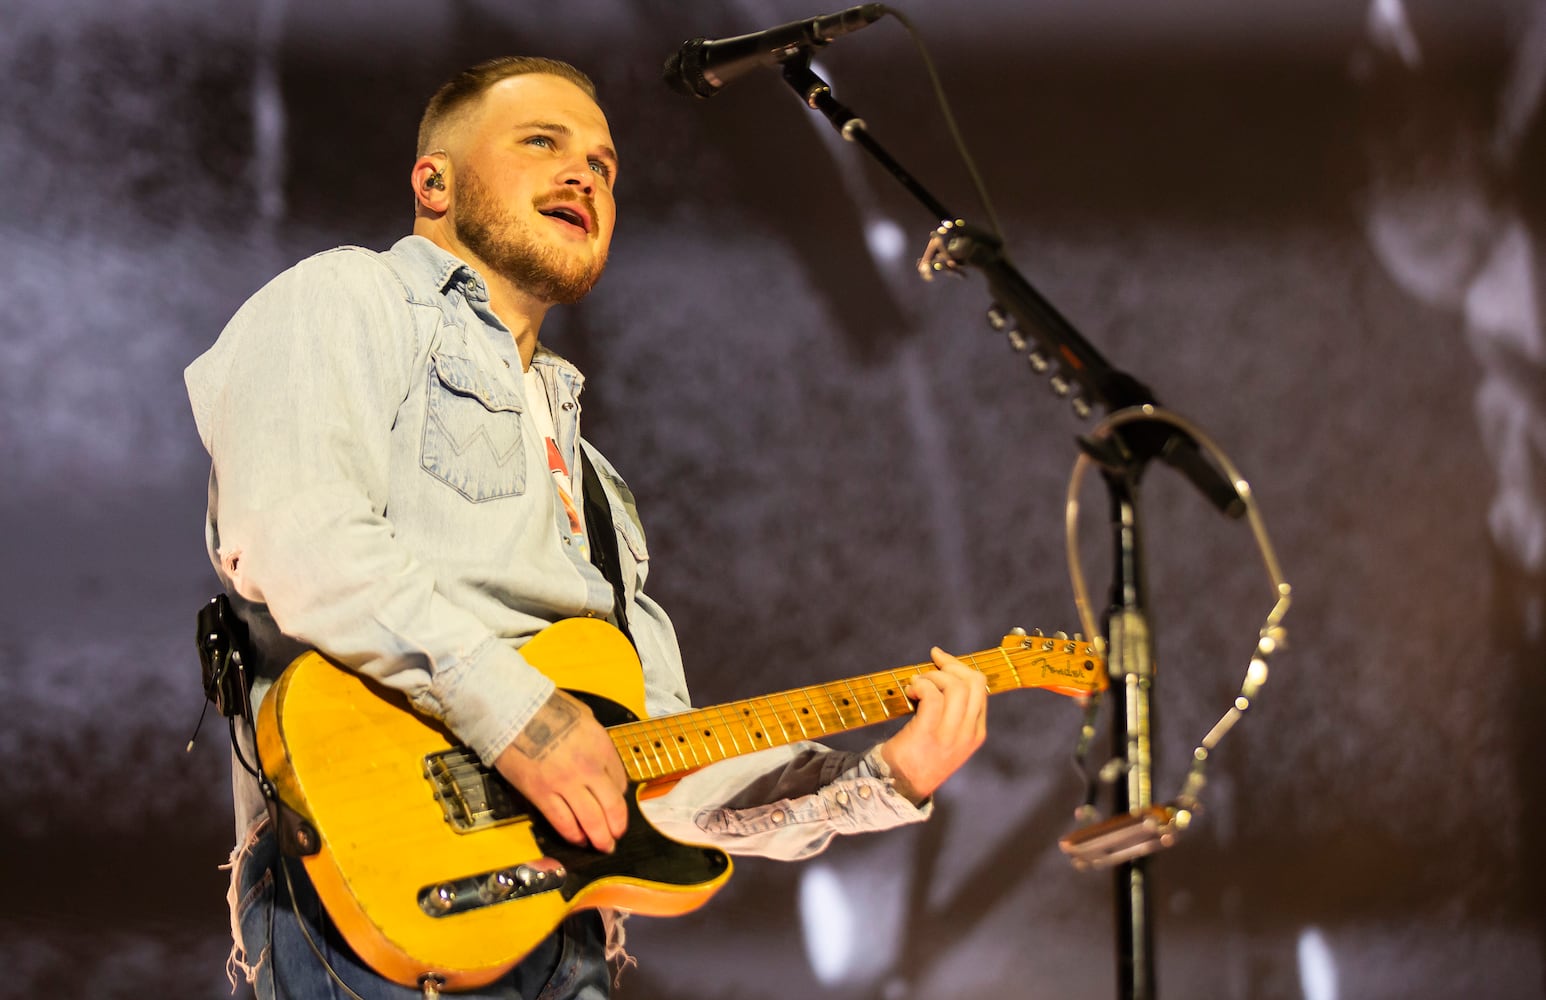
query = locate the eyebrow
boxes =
[515,120,619,169]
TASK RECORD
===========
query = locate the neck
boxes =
[414,218,548,370]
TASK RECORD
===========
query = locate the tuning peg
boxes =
[1054,631,1069,640]
[986,303,1010,331]
[1049,374,1071,397]
[1009,626,1027,636]
[1006,329,1028,352]
[1027,350,1050,374]
[1071,394,1091,419]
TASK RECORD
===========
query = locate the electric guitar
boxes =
[255,617,1106,990]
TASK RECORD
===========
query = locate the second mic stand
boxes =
[777,55,1244,1000]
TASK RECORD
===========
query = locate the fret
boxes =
[658,720,695,775]
[642,722,677,774]
[740,699,775,750]
[677,717,711,767]
[614,723,655,782]
[783,691,811,739]
[820,683,846,728]
[703,713,728,759]
[686,723,708,769]
[865,674,893,718]
[839,679,868,723]
[876,670,909,716]
[644,725,667,775]
[803,687,833,735]
[656,719,686,770]
[663,717,702,770]
[712,704,746,756]
[747,697,790,748]
[962,654,995,694]
[998,647,1023,690]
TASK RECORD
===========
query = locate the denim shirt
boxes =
[186,235,927,862]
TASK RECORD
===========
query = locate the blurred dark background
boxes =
[3,1,1543,997]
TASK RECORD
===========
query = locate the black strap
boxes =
[577,445,635,647]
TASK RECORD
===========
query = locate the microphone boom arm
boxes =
[779,56,1244,518]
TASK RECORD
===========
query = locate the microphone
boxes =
[663,3,886,98]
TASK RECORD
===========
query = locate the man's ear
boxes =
[412,154,450,212]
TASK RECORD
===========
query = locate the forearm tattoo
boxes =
[514,694,582,759]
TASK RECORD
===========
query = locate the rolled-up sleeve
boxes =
[641,742,932,860]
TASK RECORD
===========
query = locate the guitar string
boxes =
[603,644,1100,782]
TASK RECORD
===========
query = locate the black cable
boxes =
[881,6,1008,242]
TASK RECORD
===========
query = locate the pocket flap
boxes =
[612,512,649,564]
[431,352,524,413]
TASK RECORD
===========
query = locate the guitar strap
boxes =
[578,443,635,648]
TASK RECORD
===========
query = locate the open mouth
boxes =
[538,204,590,234]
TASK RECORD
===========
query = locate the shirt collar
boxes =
[390,234,584,388]
[390,234,489,301]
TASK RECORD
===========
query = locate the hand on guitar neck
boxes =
[493,689,631,853]
[878,647,989,805]
[495,645,987,850]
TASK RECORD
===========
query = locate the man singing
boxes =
[186,56,987,999]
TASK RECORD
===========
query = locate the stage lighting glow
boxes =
[799,863,854,985]
[865,218,907,263]
[1297,926,1338,1000]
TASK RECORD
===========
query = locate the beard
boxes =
[452,165,608,305]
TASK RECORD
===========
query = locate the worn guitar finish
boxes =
[256,617,1105,990]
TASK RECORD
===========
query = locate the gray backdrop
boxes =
[3,0,1543,997]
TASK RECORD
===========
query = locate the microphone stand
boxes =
[776,55,1244,1000]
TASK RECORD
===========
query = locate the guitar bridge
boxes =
[425,748,527,833]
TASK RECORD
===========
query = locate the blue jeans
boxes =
[233,824,611,999]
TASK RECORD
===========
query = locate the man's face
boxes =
[449,73,618,305]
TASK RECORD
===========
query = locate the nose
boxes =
[558,158,594,196]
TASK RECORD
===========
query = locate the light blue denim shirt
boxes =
[186,235,927,862]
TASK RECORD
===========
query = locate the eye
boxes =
[588,159,613,181]
[523,134,556,150]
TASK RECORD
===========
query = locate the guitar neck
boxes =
[612,635,1104,786]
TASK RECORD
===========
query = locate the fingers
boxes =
[554,738,629,851]
[538,794,584,848]
[566,780,623,854]
[494,695,630,853]
[907,649,987,743]
[533,769,628,852]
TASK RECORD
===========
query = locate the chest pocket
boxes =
[421,351,527,502]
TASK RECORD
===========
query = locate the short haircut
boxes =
[417,56,599,156]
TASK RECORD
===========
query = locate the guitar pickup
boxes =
[417,859,569,918]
